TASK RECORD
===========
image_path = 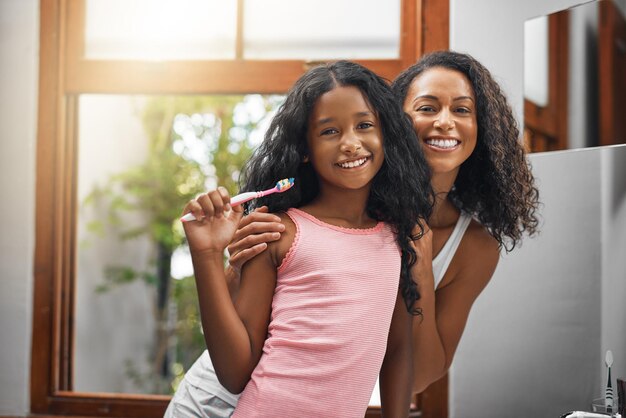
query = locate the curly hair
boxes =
[240,61,434,313]
[392,51,540,251]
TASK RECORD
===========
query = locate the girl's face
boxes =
[306,85,384,194]
[403,67,478,177]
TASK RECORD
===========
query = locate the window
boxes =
[73,93,283,396]
[32,0,448,416]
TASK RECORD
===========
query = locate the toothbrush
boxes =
[180,178,295,222]
[606,349,614,412]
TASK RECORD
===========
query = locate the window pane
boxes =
[75,94,284,394]
[85,0,237,60]
[243,0,401,60]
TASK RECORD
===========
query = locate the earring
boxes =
[303,155,309,163]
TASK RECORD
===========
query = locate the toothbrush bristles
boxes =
[276,178,295,191]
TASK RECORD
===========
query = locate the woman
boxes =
[225,50,540,394]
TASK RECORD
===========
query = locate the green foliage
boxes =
[84,94,277,254]
[83,94,282,394]
[171,275,206,372]
[95,266,156,293]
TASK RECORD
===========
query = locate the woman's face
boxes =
[403,67,478,177]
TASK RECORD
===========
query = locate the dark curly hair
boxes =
[392,50,539,251]
[240,61,434,313]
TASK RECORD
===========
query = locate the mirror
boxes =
[523,0,626,152]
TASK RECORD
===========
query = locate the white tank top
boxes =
[431,211,472,289]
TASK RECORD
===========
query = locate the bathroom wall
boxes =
[601,144,626,397]
[450,0,626,416]
[451,148,604,417]
[0,0,38,415]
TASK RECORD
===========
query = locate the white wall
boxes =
[0,0,38,415]
[601,144,626,397]
[451,0,582,123]
[450,0,626,416]
[451,149,604,417]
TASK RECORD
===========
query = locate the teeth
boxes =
[426,139,459,149]
[338,157,367,168]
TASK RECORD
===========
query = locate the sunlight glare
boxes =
[85,0,237,60]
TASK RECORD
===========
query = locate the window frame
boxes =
[31,0,449,416]
[64,0,420,94]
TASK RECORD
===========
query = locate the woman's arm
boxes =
[183,191,278,394]
[379,291,413,417]
[410,224,499,393]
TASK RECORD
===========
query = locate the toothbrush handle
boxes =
[180,189,270,222]
[606,367,614,408]
[180,212,197,222]
[230,191,261,206]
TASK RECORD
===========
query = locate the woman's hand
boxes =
[227,206,285,273]
[182,187,244,256]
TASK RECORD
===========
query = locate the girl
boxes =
[166,61,433,417]
[226,51,540,396]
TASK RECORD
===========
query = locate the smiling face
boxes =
[403,67,478,179]
[306,85,384,195]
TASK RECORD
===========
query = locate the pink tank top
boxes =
[232,208,401,417]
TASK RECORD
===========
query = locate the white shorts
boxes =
[164,351,239,418]
[164,377,236,418]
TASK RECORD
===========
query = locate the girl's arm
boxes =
[379,291,413,417]
[183,190,278,394]
[410,224,499,393]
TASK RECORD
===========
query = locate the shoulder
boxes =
[442,218,499,291]
[274,211,297,240]
[464,218,499,258]
[266,211,297,268]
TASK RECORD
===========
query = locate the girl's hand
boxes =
[410,221,434,283]
[227,206,285,273]
[182,187,244,255]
